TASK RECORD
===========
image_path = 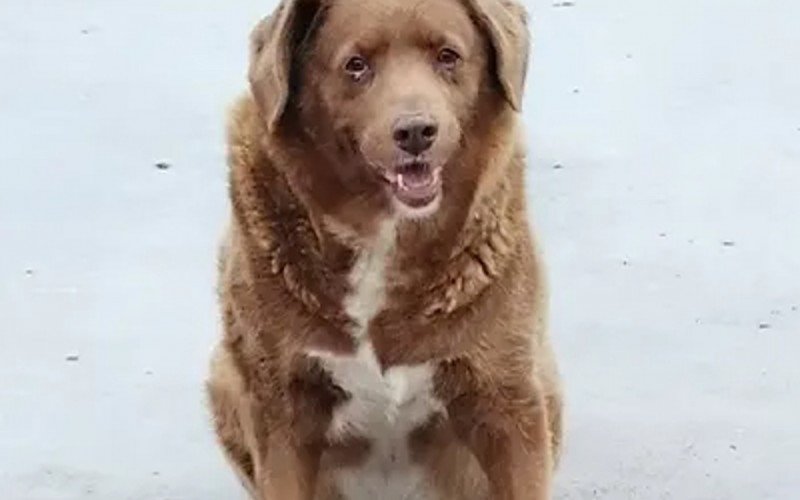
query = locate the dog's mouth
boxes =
[380,160,443,209]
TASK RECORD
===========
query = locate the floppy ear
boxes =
[248,0,324,132]
[466,0,530,111]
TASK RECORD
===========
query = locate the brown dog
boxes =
[207,0,562,498]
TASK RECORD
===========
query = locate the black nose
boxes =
[392,116,438,155]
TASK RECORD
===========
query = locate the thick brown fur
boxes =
[207,0,562,498]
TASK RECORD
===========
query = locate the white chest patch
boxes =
[311,344,444,500]
[342,219,396,340]
[307,219,445,499]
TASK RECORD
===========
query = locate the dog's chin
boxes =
[390,191,442,220]
[378,160,443,219]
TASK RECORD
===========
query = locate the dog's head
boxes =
[249,0,529,221]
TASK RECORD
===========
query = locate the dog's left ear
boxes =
[466,0,530,111]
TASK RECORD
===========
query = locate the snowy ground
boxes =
[1,0,798,499]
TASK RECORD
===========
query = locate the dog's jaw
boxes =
[390,193,443,220]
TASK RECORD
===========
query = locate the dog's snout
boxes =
[392,116,438,155]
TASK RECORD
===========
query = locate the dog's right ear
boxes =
[248,0,324,133]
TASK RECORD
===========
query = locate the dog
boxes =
[206,0,563,498]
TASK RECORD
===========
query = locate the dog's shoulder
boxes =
[226,94,266,174]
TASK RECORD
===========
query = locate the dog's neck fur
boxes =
[227,94,523,337]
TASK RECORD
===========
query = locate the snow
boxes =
[1,0,798,498]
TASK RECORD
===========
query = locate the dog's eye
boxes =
[436,48,461,69]
[344,56,370,81]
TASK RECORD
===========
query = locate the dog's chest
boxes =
[308,221,444,499]
[317,343,442,439]
[313,345,443,500]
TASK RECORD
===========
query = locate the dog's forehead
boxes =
[321,0,478,48]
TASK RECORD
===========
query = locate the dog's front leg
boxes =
[254,433,320,500]
[438,360,553,500]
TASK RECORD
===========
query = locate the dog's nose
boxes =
[392,116,438,155]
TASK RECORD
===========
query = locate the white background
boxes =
[1,0,798,498]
